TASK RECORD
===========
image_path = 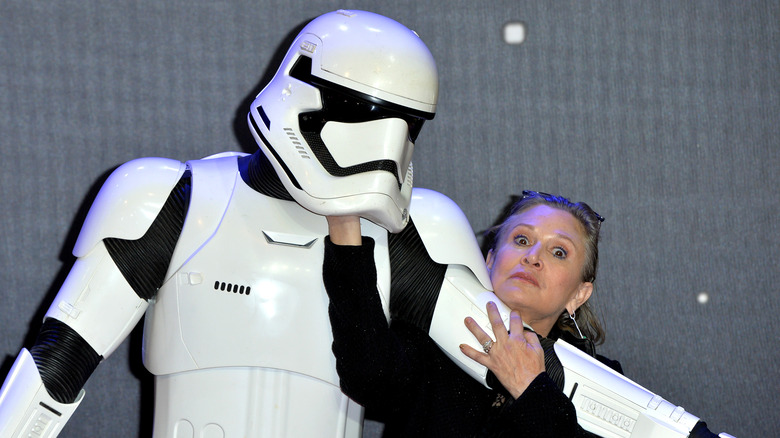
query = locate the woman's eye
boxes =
[513,235,529,246]
[552,247,568,259]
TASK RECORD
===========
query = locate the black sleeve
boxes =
[322,236,422,413]
[689,421,721,438]
[484,372,600,438]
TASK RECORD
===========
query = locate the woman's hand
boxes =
[326,216,363,246]
[460,302,545,399]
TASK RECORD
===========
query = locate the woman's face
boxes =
[486,204,593,336]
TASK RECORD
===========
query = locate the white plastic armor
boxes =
[0,159,465,437]
[0,152,372,437]
[0,8,439,437]
[0,350,84,438]
[140,153,369,436]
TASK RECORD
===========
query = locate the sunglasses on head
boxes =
[520,190,605,223]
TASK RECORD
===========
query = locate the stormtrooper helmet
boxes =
[247,9,438,232]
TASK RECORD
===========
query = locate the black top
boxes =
[323,236,613,437]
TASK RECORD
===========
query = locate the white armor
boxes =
[0,154,433,437]
[0,350,84,438]
[0,8,439,437]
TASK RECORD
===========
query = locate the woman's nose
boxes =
[522,244,542,268]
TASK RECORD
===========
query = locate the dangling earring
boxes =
[569,311,585,339]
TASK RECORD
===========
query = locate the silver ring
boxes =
[482,340,494,354]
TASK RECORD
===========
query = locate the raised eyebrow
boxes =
[510,223,579,249]
[552,232,578,248]
[508,223,533,237]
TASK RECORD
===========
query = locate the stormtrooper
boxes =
[0,9,440,437]
[0,8,733,438]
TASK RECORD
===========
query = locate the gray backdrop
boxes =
[1,1,777,437]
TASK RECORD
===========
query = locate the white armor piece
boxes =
[410,191,735,438]
[0,157,483,437]
[248,9,438,233]
[0,157,175,437]
[0,153,379,437]
[0,350,84,438]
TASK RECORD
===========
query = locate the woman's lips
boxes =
[510,272,539,287]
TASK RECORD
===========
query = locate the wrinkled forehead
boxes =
[498,205,587,245]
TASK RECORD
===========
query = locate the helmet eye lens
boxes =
[318,89,426,142]
[291,55,428,142]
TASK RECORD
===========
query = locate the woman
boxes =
[460,190,609,403]
[324,190,612,437]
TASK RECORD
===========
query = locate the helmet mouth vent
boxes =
[247,111,303,193]
[284,128,311,160]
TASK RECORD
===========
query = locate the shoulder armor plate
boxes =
[73,157,186,257]
[408,188,492,290]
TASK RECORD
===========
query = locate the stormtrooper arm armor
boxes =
[401,188,734,438]
[553,340,735,438]
[0,157,187,438]
[395,188,509,383]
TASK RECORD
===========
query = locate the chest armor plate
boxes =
[142,156,390,384]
